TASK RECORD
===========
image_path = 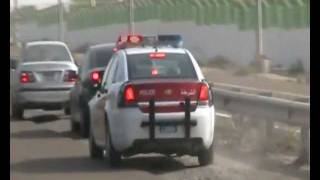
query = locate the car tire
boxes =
[64,107,71,115]
[79,109,89,138]
[105,118,121,167]
[70,118,79,133]
[70,104,79,133]
[89,128,104,159]
[198,141,214,166]
[109,142,122,167]
[12,104,24,120]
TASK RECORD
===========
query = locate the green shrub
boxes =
[288,59,305,76]
[206,55,233,69]
[233,65,259,76]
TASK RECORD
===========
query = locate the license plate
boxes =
[39,72,60,82]
[159,126,177,133]
[44,75,56,81]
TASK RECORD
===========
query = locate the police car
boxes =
[88,35,215,166]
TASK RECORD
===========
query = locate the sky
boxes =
[10,0,71,10]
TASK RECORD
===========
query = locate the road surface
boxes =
[10,110,309,180]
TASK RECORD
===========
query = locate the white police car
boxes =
[88,35,215,166]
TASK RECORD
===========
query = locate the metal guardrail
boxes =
[213,87,309,126]
[214,82,310,103]
[212,85,310,165]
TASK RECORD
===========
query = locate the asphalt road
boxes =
[10,110,309,180]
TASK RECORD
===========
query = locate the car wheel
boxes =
[70,105,79,132]
[79,109,89,138]
[105,121,121,167]
[198,141,214,166]
[89,128,103,159]
[64,107,71,115]
[70,117,79,133]
[12,104,24,120]
[109,142,122,167]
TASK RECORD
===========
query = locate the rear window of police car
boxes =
[127,53,197,80]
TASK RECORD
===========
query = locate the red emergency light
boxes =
[116,34,144,48]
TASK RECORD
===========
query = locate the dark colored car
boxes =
[70,43,114,137]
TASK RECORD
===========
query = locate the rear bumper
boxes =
[122,138,205,156]
[108,105,215,152]
[16,89,71,109]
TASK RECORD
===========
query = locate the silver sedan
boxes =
[11,41,78,119]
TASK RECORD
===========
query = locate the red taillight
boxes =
[199,83,209,101]
[91,71,100,83]
[64,70,77,82]
[20,72,33,83]
[124,85,136,104]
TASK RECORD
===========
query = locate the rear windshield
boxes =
[24,44,71,62]
[89,48,113,69]
[127,53,197,80]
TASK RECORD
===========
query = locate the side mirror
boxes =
[95,83,102,92]
[10,59,18,70]
[94,82,101,91]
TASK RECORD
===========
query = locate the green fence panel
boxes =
[204,0,216,25]
[222,0,232,24]
[262,4,271,28]
[305,1,310,26]
[214,0,224,24]
[232,6,242,29]
[283,6,294,29]
[22,0,312,31]
[274,4,286,28]
[196,5,206,25]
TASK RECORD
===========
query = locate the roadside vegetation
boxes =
[205,55,236,70]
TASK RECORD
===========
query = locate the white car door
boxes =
[99,53,127,147]
[90,54,118,146]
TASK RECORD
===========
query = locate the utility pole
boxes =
[58,0,64,41]
[12,0,18,46]
[256,0,263,63]
[128,0,134,34]
[256,0,270,73]
[90,0,96,7]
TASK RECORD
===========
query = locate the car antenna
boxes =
[154,39,158,52]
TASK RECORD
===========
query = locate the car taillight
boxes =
[90,71,100,83]
[64,70,77,82]
[119,84,137,107]
[198,83,210,105]
[199,84,209,101]
[20,72,34,83]
[124,85,136,103]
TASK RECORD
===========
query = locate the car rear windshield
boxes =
[24,44,71,62]
[89,48,113,69]
[127,53,197,80]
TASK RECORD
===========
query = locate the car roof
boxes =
[26,41,67,47]
[89,43,115,50]
[124,47,187,55]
